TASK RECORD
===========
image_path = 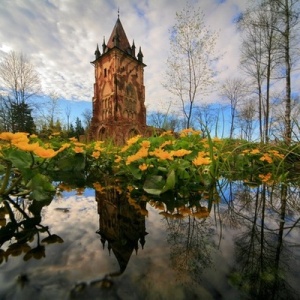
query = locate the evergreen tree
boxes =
[68,123,76,138]
[11,102,36,133]
[74,117,85,139]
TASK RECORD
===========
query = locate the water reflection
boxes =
[0,196,63,264]
[89,180,300,299]
[154,186,219,285]
[221,182,300,299]
[0,179,300,299]
[95,188,148,277]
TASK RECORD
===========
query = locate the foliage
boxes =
[0,129,297,204]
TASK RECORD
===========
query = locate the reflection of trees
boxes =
[166,216,214,284]
[156,186,218,284]
[224,182,300,299]
[0,197,63,264]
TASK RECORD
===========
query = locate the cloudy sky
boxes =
[1,0,251,121]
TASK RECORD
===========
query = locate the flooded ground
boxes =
[1,181,300,299]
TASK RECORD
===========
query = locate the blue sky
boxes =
[0,0,263,125]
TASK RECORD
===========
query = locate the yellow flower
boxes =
[193,156,211,166]
[69,137,78,142]
[94,141,104,151]
[58,182,73,192]
[73,146,84,153]
[268,150,284,159]
[149,148,174,161]
[159,130,173,137]
[92,151,100,159]
[57,143,70,153]
[242,149,250,154]
[126,135,142,146]
[115,155,122,163]
[0,132,29,144]
[212,137,222,143]
[76,187,85,195]
[34,147,57,159]
[14,141,39,152]
[259,173,272,183]
[126,147,148,165]
[179,128,201,137]
[192,209,210,219]
[259,154,273,163]
[127,185,134,192]
[51,132,61,136]
[93,182,106,193]
[140,140,151,148]
[74,142,85,147]
[121,145,130,152]
[192,151,211,166]
[250,149,260,155]
[171,149,192,157]
[159,140,174,149]
[139,163,148,171]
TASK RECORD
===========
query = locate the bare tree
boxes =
[46,92,61,130]
[147,110,182,132]
[237,98,257,141]
[272,0,300,144]
[65,104,72,132]
[220,78,249,139]
[238,0,300,143]
[0,51,40,105]
[238,2,281,143]
[0,51,40,132]
[82,108,92,131]
[163,3,218,129]
[194,103,220,137]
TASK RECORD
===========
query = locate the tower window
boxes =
[104,68,107,77]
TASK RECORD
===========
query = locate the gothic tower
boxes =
[90,15,148,145]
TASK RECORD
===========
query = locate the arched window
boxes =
[128,128,139,139]
[124,84,137,115]
[99,127,106,140]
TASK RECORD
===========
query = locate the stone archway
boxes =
[98,126,106,141]
[127,128,140,140]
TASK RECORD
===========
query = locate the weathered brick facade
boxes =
[90,16,154,145]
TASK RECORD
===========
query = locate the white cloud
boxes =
[4,0,295,118]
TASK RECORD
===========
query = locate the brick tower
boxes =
[90,15,148,145]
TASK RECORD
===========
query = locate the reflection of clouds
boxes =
[41,192,118,279]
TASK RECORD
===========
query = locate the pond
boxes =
[1,180,300,300]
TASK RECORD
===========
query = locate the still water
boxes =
[1,181,300,299]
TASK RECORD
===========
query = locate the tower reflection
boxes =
[95,187,148,277]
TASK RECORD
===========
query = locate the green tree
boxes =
[11,101,36,133]
[74,117,84,139]
[67,123,76,138]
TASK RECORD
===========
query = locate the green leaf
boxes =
[5,149,32,169]
[161,169,176,194]
[177,166,190,180]
[127,164,142,180]
[56,154,86,172]
[143,175,165,195]
[27,173,55,201]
